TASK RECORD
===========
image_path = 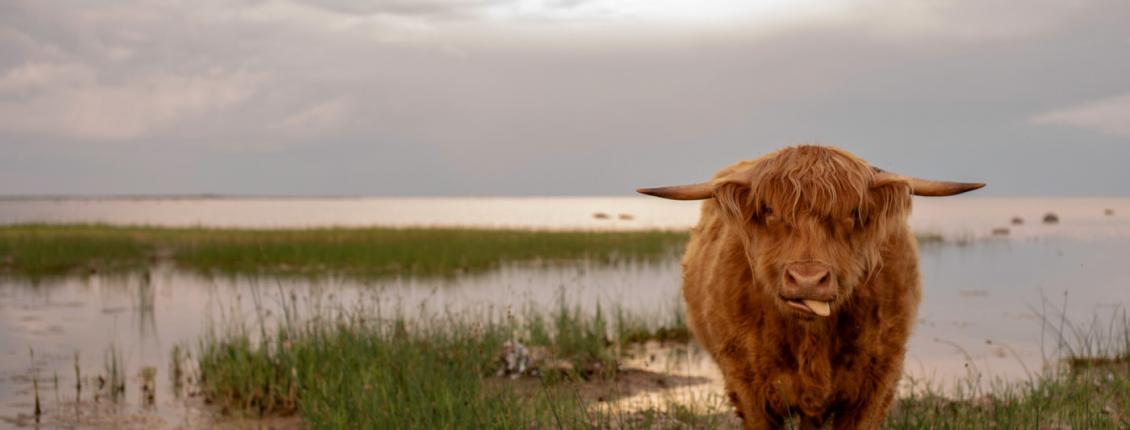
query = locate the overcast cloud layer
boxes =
[2,0,1129,196]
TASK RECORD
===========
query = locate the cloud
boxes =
[0,66,264,140]
[267,97,351,141]
[294,0,508,18]
[238,0,1098,45]
[0,62,94,94]
[278,98,348,128]
[844,0,1094,41]
[1,0,1129,196]
[1031,93,1130,139]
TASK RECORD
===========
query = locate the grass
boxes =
[0,225,151,277]
[886,307,1130,429]
[0,224,687,279]
[887,365,1130,429]
[613,298,693,345]
[194,292,1130,429]
[195,297,709,429]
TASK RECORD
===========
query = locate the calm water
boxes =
[3,196,1129,239]
[1,197,1128,428]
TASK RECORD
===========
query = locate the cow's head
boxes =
[638,145,983,320]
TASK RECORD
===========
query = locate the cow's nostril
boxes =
[785,263,832,289]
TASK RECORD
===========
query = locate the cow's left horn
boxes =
[872,169,985,197]
[637,182,714,200]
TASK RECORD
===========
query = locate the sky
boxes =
[1,0,1129,197]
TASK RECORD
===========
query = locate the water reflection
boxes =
[911,238,1130,392]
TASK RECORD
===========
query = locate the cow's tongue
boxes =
[788,299,832,317]
[802,299,831,317]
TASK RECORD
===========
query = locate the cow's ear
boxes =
[714,176,754,221]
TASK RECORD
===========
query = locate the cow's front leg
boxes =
[718,361,791,430]
[831,361,901,429]
[831,387,895,430]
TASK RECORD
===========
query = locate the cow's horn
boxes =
[636,182,714,200]
[872,169,985,197]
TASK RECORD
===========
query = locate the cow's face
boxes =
[734,193,895,320]
[637,145,983,320]
[712,147,913,320]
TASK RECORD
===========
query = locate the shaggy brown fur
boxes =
[673,146,946,429]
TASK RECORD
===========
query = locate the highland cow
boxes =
[638,145,983,429]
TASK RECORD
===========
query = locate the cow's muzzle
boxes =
[780,261,837,317]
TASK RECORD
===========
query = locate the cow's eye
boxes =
[761,204,777,222]
[751,203,775,225]
[850,208,867,228]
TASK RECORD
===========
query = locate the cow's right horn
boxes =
[872,169,985,197]
[636,182,714,200]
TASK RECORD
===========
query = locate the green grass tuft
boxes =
[0,224,151,277]
[0,224,687,280]
[195,297,722,429]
